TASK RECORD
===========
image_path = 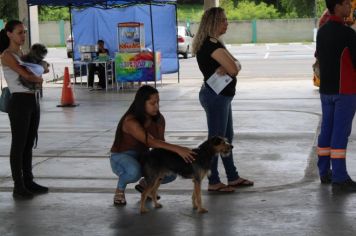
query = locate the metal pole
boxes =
[149,3,156,88]
[69,5,77,83]
[175,3,180,83]
[27,4,32,46]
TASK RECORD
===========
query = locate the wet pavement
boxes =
[1,75,356,236]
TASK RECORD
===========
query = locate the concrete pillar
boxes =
[204,0,219,10]
[18,0,39,51]
[29,6,40,44]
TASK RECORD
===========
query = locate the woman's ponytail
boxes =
[0,29,10,53]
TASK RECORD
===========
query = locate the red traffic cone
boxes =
[57,67,78,107]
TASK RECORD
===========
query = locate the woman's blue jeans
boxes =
[199,84,239,185]
[110,150,177,190]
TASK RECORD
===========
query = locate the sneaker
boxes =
[332,179,356,193]
[320,170,332,184]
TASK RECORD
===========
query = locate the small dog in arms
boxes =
[139,136,233,214]
[19,43,50,91]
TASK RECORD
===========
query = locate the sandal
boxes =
[113,191,126,206]
[228,177,254,188]
[208,183,235,193]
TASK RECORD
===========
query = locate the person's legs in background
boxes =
[22,99,48,194]
[317,94,334,183]
[220,103,239,182]
[8,94,34,199]
[97,64,106,89]
[199,85,235,192]
[330,95,356,188]
[87,63,96,88]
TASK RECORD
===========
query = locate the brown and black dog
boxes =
[140,136,233,214]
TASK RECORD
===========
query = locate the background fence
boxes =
[38,18,316,47]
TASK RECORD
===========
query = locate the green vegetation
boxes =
[176,4,204,22]
[221,0,280,20]
[0,0,18,22]
[279,0,326,18]
[38,7,70,21]
[34,0,327,22]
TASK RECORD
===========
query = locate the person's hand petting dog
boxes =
[174,146,196,163]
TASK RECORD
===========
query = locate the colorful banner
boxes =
[115,51,161,82]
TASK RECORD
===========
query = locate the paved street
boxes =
[1,44,356,236]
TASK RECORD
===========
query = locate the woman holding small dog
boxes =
[192,7,253,193]
[110,85,195,205]
[0,20,48,199]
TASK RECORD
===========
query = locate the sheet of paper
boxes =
[206,72,232,94]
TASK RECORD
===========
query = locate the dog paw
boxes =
[140,208,149,214]
[154,203,162,208]
[197,208,208,213]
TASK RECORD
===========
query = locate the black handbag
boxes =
[0,74,11,113]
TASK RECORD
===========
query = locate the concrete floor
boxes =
[1,76,356,236]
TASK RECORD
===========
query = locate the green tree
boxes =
[316,0,327,17]
[0,0,18,22]
[280,0,316,17]
[38,6,70,21]
[221,0,280,20]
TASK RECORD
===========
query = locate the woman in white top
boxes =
[0,20,47,199]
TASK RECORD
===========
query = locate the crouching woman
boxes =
[110,85,195,205]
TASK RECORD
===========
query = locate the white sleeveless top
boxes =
[2,53,40,94]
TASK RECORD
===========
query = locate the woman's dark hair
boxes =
[113,85,161,147]
[325,0,346,14]
[0,20,23,53]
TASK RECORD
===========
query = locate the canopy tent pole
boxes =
[149,2,156,88]
[27,4,32,46]
[68,5,76,83]
[174,3,179,83]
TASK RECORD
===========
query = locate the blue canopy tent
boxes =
[26,0,180,83]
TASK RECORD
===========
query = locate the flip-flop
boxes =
[135,184,161,200]
[228,178,254,188]
[208,184,235,193]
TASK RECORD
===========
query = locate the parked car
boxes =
[66,34,73,58]
[177,26,193,59]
